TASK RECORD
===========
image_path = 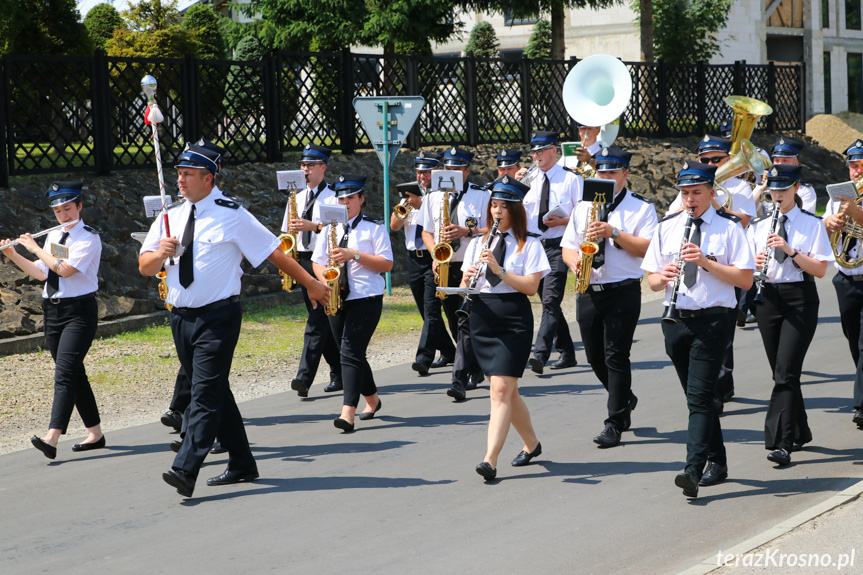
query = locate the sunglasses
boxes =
[700,155,728,164]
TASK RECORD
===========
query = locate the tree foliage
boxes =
[465,21,499,58]
[84,3,126,54]
[107,0,196,58]
[1,0,91,56]
[524,18,551,59]
[635,0,734,63]
[181,3,227,60]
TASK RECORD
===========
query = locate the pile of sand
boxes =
[806,113,863,154]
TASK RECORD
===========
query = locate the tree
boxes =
[465,21,500,58]
[107,0,196,59]
[635,0,733,63]
[524,18,551,59]
[465,22,500,135]
[181,3,227,60]
[638,0,653,61]
[1,0,91,56]
[84,3,125,54]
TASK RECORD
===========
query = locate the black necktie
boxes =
[774,214,788,263]
[592,190,627,269]
[338,215,363,300]
[538,174,550,232]
[683,217,703,289]
[414,219,423,247]
[46,231,69,297]
[302,184,323,249]
[449,191,463,252]
[486,232,508,287]
[179,205,196,288]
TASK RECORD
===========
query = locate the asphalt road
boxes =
[2,275,862,575]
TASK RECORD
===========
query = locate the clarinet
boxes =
[661,208,695,325]
[456,219,500,319]
[753,202,781,304]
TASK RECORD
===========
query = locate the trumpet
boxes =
[753,200,781,304]
[2,220,80,249]
[519,163,540,186]
[322,224,342,315]
[830,178,863,269]
[574,135,597,179]
[575,191,606,294]
[456,219,500,319]
[433,193,454,299]
[393,198,413,219]
[661,208,696,324]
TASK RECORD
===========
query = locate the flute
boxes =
[2,220,80,248]
[661,208,695,325]
[456,219,500,319]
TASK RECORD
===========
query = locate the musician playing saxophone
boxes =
[642,161,754,498]
[747,165,833,466]
[823,139,863,429]
[560,146,658,448]
[312,175,393,432]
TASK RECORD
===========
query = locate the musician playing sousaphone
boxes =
[823,139,863,430]
[642,161,754,498]
[557,120,602,170]
[561,146,658,448]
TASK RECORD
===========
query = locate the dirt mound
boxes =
[806,113,863,154]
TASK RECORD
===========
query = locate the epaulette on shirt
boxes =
[800,208,822,220]
[751,212,771,225]
[658,210,684,223]
[562,166,578,175]
[716,210,741,223]
[362,214,382,225]
[215,198,240,209]
[630,192,651,203]
[83,225,101,235]
[166,199,186,210]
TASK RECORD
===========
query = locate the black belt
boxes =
[583,278,640,292]
[45,293,96,305]
[675,306,730,319]
[172,295,240,318]
[540,237,562,248]
[838,271,863,282]
[297,252,313,261]
[408,249,429,259]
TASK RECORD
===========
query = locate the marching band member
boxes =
[1,182,104,460]
[562,147,658,447]
[824,139,863,429]
[283,144,343,397]
[524,130,582,374]
[496,148,523,179]
[312,175,393,432]
[643,161,754,498]
[139,143,328,497]
[748,165,832,466]
[417,146,489,400]
[461,176,550,481]
[558,121,602,169]
[752,137,817,213]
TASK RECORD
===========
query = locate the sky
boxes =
[76,0,202,19]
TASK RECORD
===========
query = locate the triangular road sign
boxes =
[354,96,425,166]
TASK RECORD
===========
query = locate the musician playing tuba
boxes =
[823,139,863,429]
[561,146,658,448]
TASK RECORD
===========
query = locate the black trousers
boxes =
[533,244,575,360]
[169,365,191,412]
[755,282,818,451]
[294,255,342,387]
[328,295,382,408]
[716,294,739,402]
[408,250,455,367]
[42,296,100,433]
[171,300,254,478]
[442,262,481,384]
[662,309,730,474]
[833,272,863,410]
[576,281,641,430]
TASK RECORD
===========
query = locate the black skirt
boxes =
[469,293,533,378]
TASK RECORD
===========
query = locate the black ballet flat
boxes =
[358,399,382,421]
[72,435,106,452]
[334,418,355,433]
[475,462,497,481]
[31,436,57,460]
[511,442,542,467]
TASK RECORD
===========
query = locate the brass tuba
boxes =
[433,192,454,299]
[575,190,606,293]
[830,179,863,269]
[278,183,299,291]
[322,223,342,315]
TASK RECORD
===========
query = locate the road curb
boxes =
[676,478,863,575]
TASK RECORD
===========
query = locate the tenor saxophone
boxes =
[278,184,299,291]
[575,190,606,294]
[433,193,454,299]
[322,223,342,315]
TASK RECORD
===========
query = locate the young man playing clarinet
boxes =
[643,161,754,498]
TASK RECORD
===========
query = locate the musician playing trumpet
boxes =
[496,148,523,179]
[747,165,832,466]
[642,162,754,498]
[561,147,658,448]
[823,140,863,429]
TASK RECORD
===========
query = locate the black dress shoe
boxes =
[170,440,182,453]
[72,435,106,452]
[699,461,728,486]
[446,381,466,401]
[358,399,382,421]
[511,442,542,467]
[430,356,454,369]
[621,394,638,432]
[593,424,621,448]
[475,462,497,481]
[160,410,182,431]
[791,432,813,452]
[736,309,746,327]
[291,378,310,398]
[465,372,484,391]
[324,381,343,393]
[163,468,195,497]
[411,362,429,376]
[674,468,699,498]
[853,410,863,427]
[767,449,791,466]
[210,441,227,454]
[723,389,735,403]
[549,355,577,370]
[207,467,259,486]
[334,418,355,432]
[528,355,545,375]
[31,436,57,460]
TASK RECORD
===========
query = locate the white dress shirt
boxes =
[557,141,602,169]
[523,163,583,239]
[747,205,833,283]
[463,233,550,294]
[280,182,339,252]
[668,176,757,219]
[36,220,101,299]
[416,184,489,263]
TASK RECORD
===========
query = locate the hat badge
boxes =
[779,138,785,145]
[601,147,609,156]
[703,135,710,143]
[450,147,457,155]
[857,140,863,148]
[502,176,510,184]
[683,161,690,170]
[339,175,345,182]
[771,167,778,177]
[418,152,425,159]
[52,184,59,191]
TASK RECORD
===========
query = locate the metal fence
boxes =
[0,49,805,188]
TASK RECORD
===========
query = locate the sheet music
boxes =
[143,195,173,219]
[827,181,859,203]
[319,204,348,225]
[277,170,306,191]
[430,170,463,192]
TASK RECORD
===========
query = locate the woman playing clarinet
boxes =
[747,165,833,466]
[461,176,550,481]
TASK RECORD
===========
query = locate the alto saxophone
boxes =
[433,193,454,299]
[322,223,342,315]
[575,190,606,294]
[156,269,172,310]
[277,184,299,291]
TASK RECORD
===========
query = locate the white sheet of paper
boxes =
[143,196,172,219]
[277,170,306,191]
[436,287,479,295]
[319,204,348,225]
[430,170,463,192]
[827,181,859,203]
[543,204,568,220]
[130,232,149,244]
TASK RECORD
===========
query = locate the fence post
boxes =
[0,57,9,189]
[767,61,777,133]
[567,56,579,139]
[263,54,282,163]
[91,50,112,175]
[734,60,746,95]
[339,47,356,154]
[657,61,668,137]
[406,53,421,150]
[464,55,479,145]
[696,62,706,135]
[520,55,532,142]
[182,54,201,144]
[799,61,807,132]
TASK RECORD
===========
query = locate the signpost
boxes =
[353,96,425,294]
